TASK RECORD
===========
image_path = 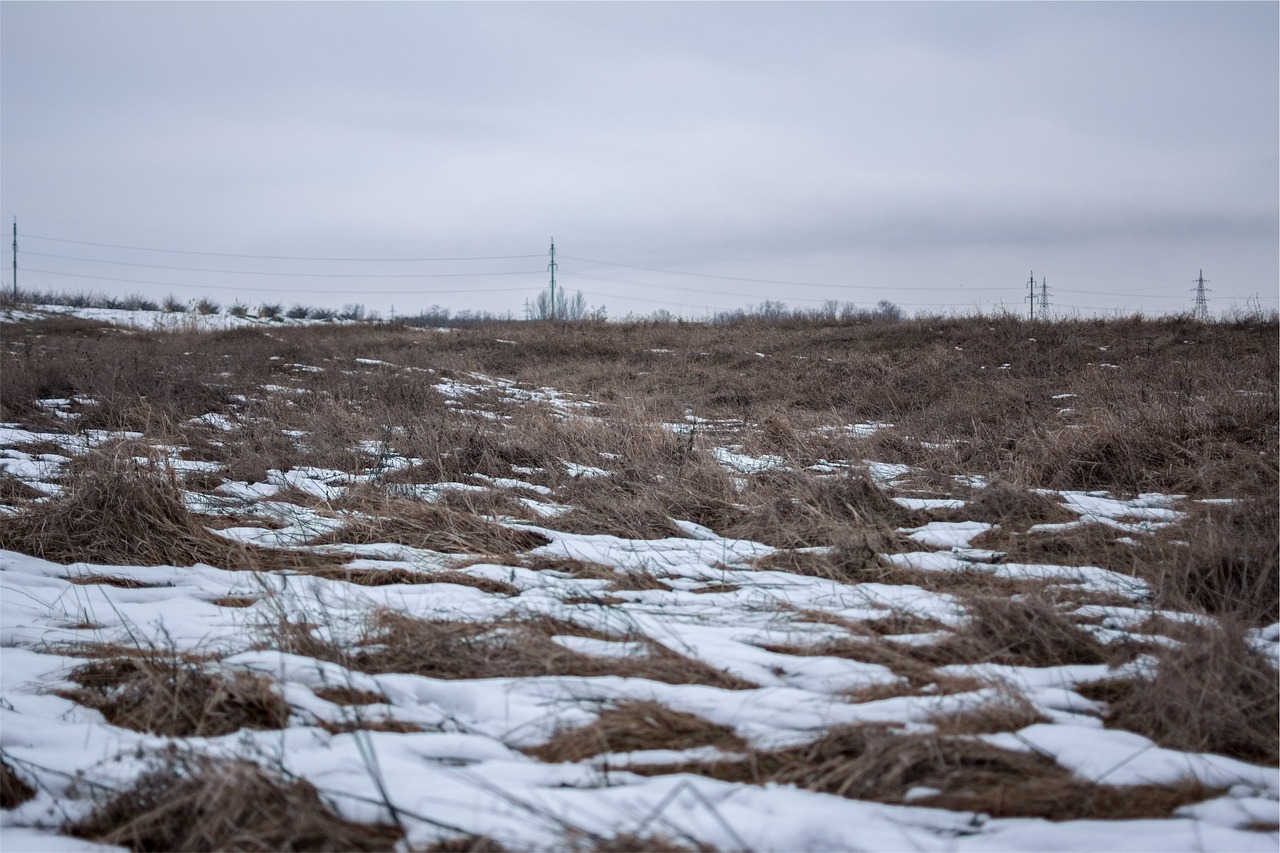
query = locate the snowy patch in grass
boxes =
[900,521,994,549]
[712,446,786,475]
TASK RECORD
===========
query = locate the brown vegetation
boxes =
[60,653,289,737]
[266,610,752,690]
[1,758,36,809]
[66,754,403,851]
[1079,621,1280,765]
[527,701,746,763]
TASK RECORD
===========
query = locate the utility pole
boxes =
[1026,271,1036,320]
[545,235,555,318]
[11,218,16,302]
[1039,276,1049,315]
[1192,270,1210,321]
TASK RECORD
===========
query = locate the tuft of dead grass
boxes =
[269,610,753,690]
[927,689,1050,734]
[527,701,746,763]
[1145,498,1279,625]
[66,753,403,851]
[627,723,1221,821]
[313,494,548,555]
[589,833,715,853]
[301,565,519,596]
[945,480,1075,526]
[210,596,258,608]
[1079,620,1279,765]
[1,758,36,809]
[0,446,346,571]
[60,653,289,737]
[722,469,911,549]
[944,592,1111,667]
[316,717,422,735]
[780,725,1221,819]
[0,474,44,503]
[424,836,507,852]
[66,574,163,589]
[313,685,387,706]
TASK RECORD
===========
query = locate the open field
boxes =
[1,308,1277,851]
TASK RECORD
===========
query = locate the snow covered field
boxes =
[1,310,1276,851]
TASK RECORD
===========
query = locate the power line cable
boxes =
[6,214,540,244]
[17,265,543,295]
[24,234,544,262]
[22,251,541,279]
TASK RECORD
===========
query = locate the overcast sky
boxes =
[2,2,1276,319]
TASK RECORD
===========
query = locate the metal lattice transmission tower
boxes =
[1039,276,1049,314]
[547,237,557,320]
[1192,270,1210,320]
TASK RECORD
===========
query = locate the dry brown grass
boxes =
[316,717,422,735]
[313,494,548,555]
[5,312,1276,827]
[527,701,746,763]
[210,595,258,608]
[944,592,1112,667]
[927,689,1050,734]
[60,653,289,737]
[1,758,36,809]
[0,446,348,571]
[301,565,519,596]
[423,835,507,852]
[313,685,387,706]
[1079,620,1280,765]
[770,725,1221,820]
[718,469,912,549]
[66,753,403,851]
[588,834,716,853]
[66,574,164,589]
[626,723,1221,821]
[1142,498,1279,624]
[268,610,752,690]
[766,634,986,700]
[939,480,1075,526]
[0,473,44,503]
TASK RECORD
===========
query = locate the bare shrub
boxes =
[60,652,288,737]
[66,753,402,851]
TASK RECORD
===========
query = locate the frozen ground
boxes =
[1,338,1277,851]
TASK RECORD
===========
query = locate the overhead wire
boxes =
[22,250,542,279]
[11,223,1270,314]
[23,234,544,262]
[17,266,542,296]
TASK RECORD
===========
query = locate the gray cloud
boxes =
[2,2,1275,318]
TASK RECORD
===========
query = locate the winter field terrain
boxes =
[0,305,1276,851]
